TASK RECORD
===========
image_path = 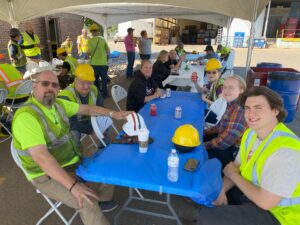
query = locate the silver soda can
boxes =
[175,106,182,119]
[166,88,171,97]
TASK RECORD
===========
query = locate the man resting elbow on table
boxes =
[127,60,162,112]
[12,70,131,225]
[204,76,247,168]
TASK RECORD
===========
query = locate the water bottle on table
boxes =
[167,149,179,182]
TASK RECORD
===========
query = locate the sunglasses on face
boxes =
[35,80,60,88]
[207,71,218,75]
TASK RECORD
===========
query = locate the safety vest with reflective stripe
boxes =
[0,63,28,99]
[64,56,78,76]
[62,41,73,56]
[59,83,97,122]
[78,35,89,53]
[7,40,27,68]
[21,32,41,57]
[208,77,224,102]
[239,123,300,225]
[12,97,80,181]
[175,47,186,57]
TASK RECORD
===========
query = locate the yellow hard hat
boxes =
[172,124,200,153]
[205,58,222,71]
[56,47,66,55]
[74,64,95,82]
[90,24,99,31]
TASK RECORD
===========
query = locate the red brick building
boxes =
[0,13,84,62]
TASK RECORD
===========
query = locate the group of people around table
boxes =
[2,21,299,225]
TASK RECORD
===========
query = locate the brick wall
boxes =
[0,13,84,63]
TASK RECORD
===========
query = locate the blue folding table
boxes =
[77,91,222,225]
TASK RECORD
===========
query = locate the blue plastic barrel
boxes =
[257,62,282,68]
[267,71,300,123]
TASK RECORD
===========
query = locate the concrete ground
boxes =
[0,43,300,225]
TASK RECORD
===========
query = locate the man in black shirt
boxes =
[127,60,162,112]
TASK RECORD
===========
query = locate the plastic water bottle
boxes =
[167,149,179,182]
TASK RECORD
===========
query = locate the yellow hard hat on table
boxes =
[74,64,95,82]
[172,124,201,153]
[205,58,222,71]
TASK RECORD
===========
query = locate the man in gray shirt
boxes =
[138,30,151,60]
[198,86,300,225]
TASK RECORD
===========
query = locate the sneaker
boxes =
[99,201,118,213]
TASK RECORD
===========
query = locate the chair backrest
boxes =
[14,80,33,96]
[225,49,235,70]
[26,61,39,71]
[111,85,127,111]
[204,97,227,128]
[10,141,29,178]
[0,88,8,104]
[91,116,119,147]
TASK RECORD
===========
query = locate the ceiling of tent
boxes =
[0,0,270,26]
[49,4,230,27]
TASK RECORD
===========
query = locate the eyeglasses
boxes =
[207,71,218,75]
[35,80,60,89]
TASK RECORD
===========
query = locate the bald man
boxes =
[12,70,131,225]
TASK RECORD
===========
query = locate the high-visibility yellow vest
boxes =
[77,35,89,53]
[64,56,78,76]
[21,32,41,57]
[61,41,73,56]
[12,97,80,181]
[7,40,27,68]
[240,123,300,225]
[0,63,28,99]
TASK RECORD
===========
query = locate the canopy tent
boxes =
[0,0,270,74]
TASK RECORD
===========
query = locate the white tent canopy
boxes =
[1,0,269,27]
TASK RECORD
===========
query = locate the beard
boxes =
[42,92,55,106]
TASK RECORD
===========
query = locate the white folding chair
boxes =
[111,85,127,111]
[0,89,12,143]
[204,97,227,129]
[6,80,32,121]
[10,141,79,225]
[221,49,235,79]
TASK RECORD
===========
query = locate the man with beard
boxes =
[12,70,131,225]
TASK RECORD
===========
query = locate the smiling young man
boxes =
[204,76,247,167]
[12,70,130,225]
[198,86,300,225]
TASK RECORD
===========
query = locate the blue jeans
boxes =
[92,65,108,97]
[16,65,26,74]
[126,51,135,77]
[28,54,41,59]
[80,53,88,60]
[139,54,151,60]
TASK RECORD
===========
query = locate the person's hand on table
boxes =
[111,111,132,120]
[70,182,100,208]
[170,64,175,69]
[201,94,210,103]
[213,189,228,206]
[155,89,163,98]
[223,162,240,180]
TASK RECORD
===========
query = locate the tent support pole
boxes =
[103,14,108,41]
[226,17,232,47]
[263,0,271,38]
[8,0,18,28]
[245,0,259,76]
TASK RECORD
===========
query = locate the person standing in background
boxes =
[20,21,42,60]
[77,29,89,60]
[61,36,73,56]
[124,28,136,79]
[7,28,27,74]
[138,30,151,60]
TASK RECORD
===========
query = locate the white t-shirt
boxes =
[235,138,300,198]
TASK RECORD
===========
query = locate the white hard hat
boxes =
[123,113,147,136]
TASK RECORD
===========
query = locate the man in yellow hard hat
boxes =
[56,47,78,89]
[58,64,104,146]
[88,24,110,98]
[20,21,42,60]
[77,28,89,60]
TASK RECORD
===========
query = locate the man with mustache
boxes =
[12,70,131,225]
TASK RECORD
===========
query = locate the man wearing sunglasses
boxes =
[11,70,131,225]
